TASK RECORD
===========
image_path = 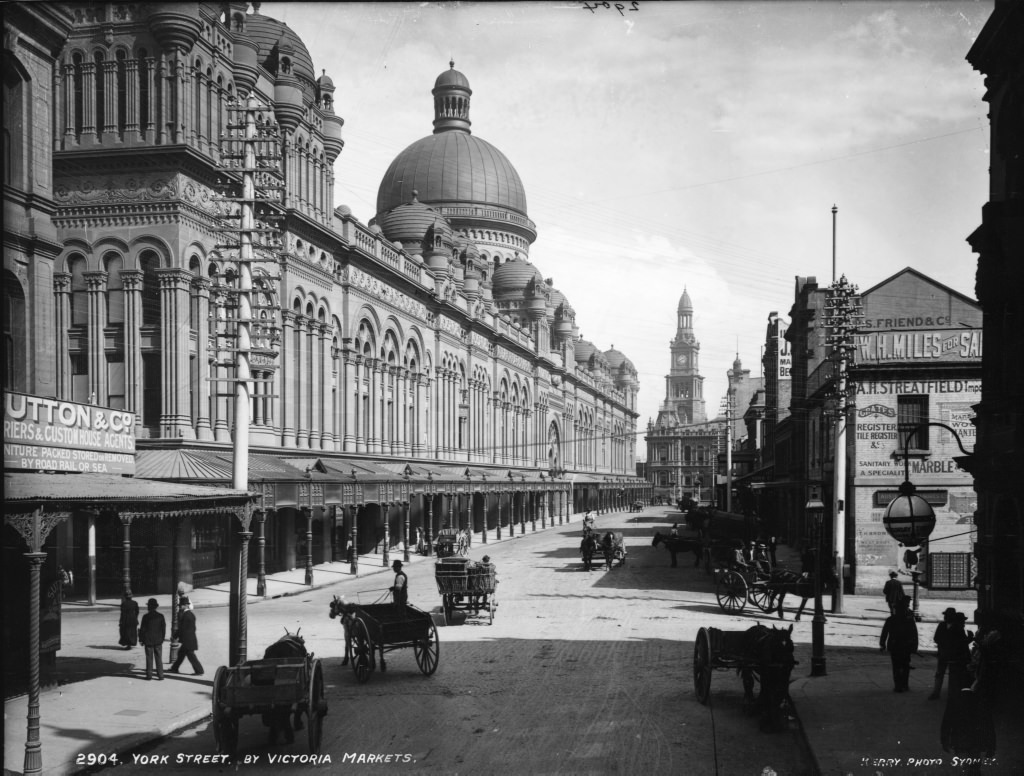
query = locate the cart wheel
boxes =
[413,620,439,676]
[211,666,238,756]
[749,582,774,613]
[716,571,748,613]
[350,618,374,683]
[307,659,326,754]
[487,596,495,625]
[693,628,712,705]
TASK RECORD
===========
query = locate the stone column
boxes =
[343,350,356,452]
[125,57,139,140]
[61,64,75,146]
[296,316,310,448]
[53,273,72,399]
[192,276,213,440]
[415,374,427,456]
[102,60,118,139]
[81,61,96,144]
[354,356,365,453]
[370,360,381,455]
[323,332,336,450]
[279,310,295,446]
[120,270,144,423]
[157,268,195,439]
[84,271,108,403]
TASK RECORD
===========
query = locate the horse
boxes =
[773,564,838,620]
[259,629,309,745]
[328,595,357,665]
[723,623,796,732]
[652,532,703,568]
[599,532,617,570]
[580,533,600,571]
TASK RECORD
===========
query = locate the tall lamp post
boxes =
[882,422,971,620]
[807,485,827,677]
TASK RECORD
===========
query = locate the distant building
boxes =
[645,289,724,504]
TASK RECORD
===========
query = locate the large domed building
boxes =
[3,3,645,611]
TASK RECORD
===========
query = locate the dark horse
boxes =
[773,566,838,620]
[652,532,703,568]
[730,623,796,732]
[328,595,357,665]
[259,630,308,745]
[580,534,600,571]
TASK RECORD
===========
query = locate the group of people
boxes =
[117,592,204,681]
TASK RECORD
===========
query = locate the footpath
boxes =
[4,509,1022,775]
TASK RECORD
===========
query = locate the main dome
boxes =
[375,62,532,246]
[376,132,528,216]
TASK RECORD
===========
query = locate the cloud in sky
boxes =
[274,1,991,450]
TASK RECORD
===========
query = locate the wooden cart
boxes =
[211,654,326,757]
[347,603,439,684]
[434,557,498,624]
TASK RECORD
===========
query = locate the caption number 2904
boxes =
[582,1,640,15]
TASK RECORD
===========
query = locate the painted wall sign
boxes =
[855,329,982,364]
[3,391,136,475]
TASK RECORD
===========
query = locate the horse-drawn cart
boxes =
[435,557,498,624]
[347,603,439,683]
[210,635,326,756]
[715,564,808,616]
[692,624,796,732]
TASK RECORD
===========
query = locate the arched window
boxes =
[3,270,26,391]
[69,255,88,325]
[3,56,26,188]
[72,53,84,138]
[140,251,160,326]
[105,253,124,324]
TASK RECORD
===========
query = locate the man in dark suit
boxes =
[138,598,166,680]
[168,596,204,675]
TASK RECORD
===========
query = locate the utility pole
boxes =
[215,93,283,664]
[823,274,863,616]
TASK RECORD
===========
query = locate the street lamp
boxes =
[882,422,970,621]
[402,465,412,563]
[425,472,434,556]
[807,486,827,677]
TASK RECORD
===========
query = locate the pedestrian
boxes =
[930,607,973,700]
[138,598,166,680]
[879,597,919,692]
[168,596,204,676]
[118,592,139,649]
[390,559,408,609]
[883,571,907,615]
[766,535,778,568]
[669,523,679,538]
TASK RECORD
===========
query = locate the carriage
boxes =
[434,557,498,624]
[345,602,439,683]
[692,624,796,732]
[434,528,469,558]
[581,531,627,570]
[210,632,326,757]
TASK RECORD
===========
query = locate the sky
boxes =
[271,0,992,455]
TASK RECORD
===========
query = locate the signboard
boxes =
[3,392,136,475]
[854,329,982,364]
[777,319,792,380]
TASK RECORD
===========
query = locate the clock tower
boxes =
[664,288,707,424]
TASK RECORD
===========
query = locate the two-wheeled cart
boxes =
[434,557,498,624]
[347,603,439,684]
[210,653,326,757]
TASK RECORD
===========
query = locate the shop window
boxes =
[105,254,124,324]
[897,395,929,452]
[3,272,25,391]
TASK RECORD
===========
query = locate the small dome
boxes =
[574,338,597,364]
[435,60,470,90]
[492,256,542,296]
[374,192,451,252]
[245,10,317,85]
[678,287,693,313]
[317,69,335,91]
[604,346,635,373]
[335,204,352,217]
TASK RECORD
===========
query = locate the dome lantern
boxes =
[432,60,472,134]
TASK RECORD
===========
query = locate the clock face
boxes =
[676,354,688,366]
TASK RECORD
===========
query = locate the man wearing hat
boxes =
[390,560,408,609]
[168,596,204,676]
[883,571,907,615]
[138,598,166,680]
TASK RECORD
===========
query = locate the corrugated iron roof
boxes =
[4,472,248,503]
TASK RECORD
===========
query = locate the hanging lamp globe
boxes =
[882,479,936,546]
